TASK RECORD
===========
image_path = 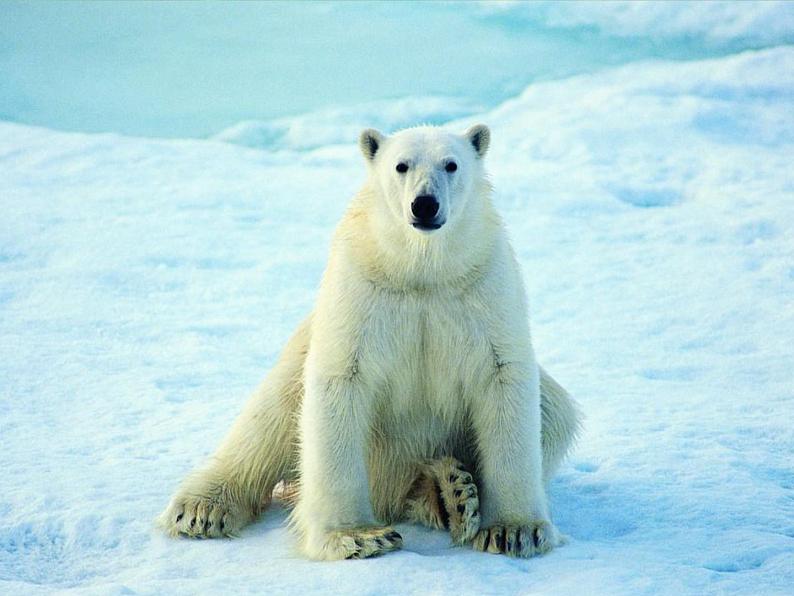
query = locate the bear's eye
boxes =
[445,161,458,173]
[396,162,409,174]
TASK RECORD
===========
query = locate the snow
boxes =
[2,1,788,139]
[481,1,794,44]
[2,6,794,596]
[213,96,485,151]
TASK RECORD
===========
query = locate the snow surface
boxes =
[2,0,791,139]
[482,0,794,44]
[2,13,794,596]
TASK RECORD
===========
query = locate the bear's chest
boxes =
[363,287,493,415]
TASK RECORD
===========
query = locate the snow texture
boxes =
[3,1,788,139]
[1,6,793,596]
[481,0,794,44]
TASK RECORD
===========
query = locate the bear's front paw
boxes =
[159,495,250,539]
[472,520,562,558]
[314,527,403,560]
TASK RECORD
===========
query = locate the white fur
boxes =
[158,125,581,560]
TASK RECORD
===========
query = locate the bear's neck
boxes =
[342,182,503,292]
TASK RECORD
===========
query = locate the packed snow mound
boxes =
[3,1,786,140]
[481,0,794,45]
[213,96,484,150]
[477,47,794,212]
[1,48,793,594]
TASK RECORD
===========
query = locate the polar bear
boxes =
[159,124,581,560]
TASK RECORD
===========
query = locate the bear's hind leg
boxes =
[159,316,310,538]
[159,377,301,537]
[403,457,480,544]
[539,366,582,483]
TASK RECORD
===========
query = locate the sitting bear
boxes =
[159,124,581,560]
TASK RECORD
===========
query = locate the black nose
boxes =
[411,195,439,220]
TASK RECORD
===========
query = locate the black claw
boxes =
[438,493,451,529]
[348,539,363,559]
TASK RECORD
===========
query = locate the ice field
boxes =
[1,2,793,594]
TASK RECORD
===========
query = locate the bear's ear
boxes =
[359,128,385,162]
[464,124,490,158]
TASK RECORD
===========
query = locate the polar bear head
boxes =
[359,124,490,236]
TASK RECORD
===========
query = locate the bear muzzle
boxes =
[411,195,444,231]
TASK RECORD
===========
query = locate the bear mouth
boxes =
[411,220,444,231]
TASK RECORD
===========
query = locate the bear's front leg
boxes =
[469,361,562,557]
[291,369,401,560]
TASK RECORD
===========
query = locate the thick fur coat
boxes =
[159,124,581,560]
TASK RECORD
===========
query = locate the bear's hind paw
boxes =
[159,496,249,539]
[437,460,481,544]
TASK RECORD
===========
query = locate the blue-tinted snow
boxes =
[1,1,792,139]
[1,2,793,595]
